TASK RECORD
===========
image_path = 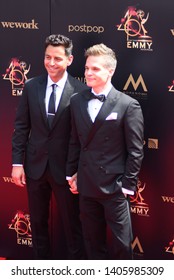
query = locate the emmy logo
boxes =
[130,180,149,216]
[165,238,174,254]
[168,80,174,92]
[3,58,30,96]
[117,6,153,50]
[8,210,32,246]
[130,180,148,206]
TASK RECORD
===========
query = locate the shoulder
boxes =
[25,74,47,87]
[114,88,140,105]
[70,88,90,104]
[67,74,89,91]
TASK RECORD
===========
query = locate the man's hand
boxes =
[11,166,26,187]
[68,173,79,194]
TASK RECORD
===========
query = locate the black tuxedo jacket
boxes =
[66,87,144,197]
[12,74,88,184]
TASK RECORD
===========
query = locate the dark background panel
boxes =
[0,0,174,259]
[0,0,50,259]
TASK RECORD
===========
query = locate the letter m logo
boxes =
[132,236,144,253]
[170,29,174,36]
[123,74,147,92]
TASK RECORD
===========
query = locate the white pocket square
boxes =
[106,112,118,120]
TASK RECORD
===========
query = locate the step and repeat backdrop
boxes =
[0,0,173,259]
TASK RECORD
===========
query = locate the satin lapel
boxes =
[79,90,93,128]
[84,87,119,148]
[37,75,48,126]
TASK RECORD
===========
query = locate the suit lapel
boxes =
[95,87,119,122]
[51,76,72,128]
[79,90,93,128]
[37,75,75,130]
[84,87,120,148]
[37,75,48,126]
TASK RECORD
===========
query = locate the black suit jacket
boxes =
[66,87,144,197]
[12,74,88,184]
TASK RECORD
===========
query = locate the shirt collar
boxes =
[47,71,68,89]
[91,82,112,97]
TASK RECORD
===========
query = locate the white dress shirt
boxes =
[45,71,68,113]
[87,83,112,122]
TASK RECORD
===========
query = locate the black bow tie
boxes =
[89,92,106,102]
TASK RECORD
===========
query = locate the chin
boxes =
[86,82,94,87]
[49,74,57,81]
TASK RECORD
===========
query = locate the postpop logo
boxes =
[68,24,104,33]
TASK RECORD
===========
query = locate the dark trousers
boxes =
[79,192,133,260]
[26,165,85,260]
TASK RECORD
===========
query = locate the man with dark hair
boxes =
[12,34,87,259]
[67,43,144,259]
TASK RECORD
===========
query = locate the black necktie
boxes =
[48,84,57,127]
[89,92,106,102]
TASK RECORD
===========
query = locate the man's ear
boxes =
[67,55,74,66]
[109,68,115,77]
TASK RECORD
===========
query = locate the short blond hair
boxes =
[85,43,117,71]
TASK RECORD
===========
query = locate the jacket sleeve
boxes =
[12,84,31,164]
[122,99,144,191]
[66,97,81,176]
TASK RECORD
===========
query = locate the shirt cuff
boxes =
[122,187,134,196]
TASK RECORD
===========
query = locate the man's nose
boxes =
[50,58,55,65]
[85,69,92,75]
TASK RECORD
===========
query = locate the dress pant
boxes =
[26,164,85,259]
[79,192,133,260]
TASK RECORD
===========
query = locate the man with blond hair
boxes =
[67,43,144,259]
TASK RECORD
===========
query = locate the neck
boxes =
[93,82,111,94]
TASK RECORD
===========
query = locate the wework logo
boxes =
[3,177,14,183]
[161,196,174,203]
[1,19,39,29]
